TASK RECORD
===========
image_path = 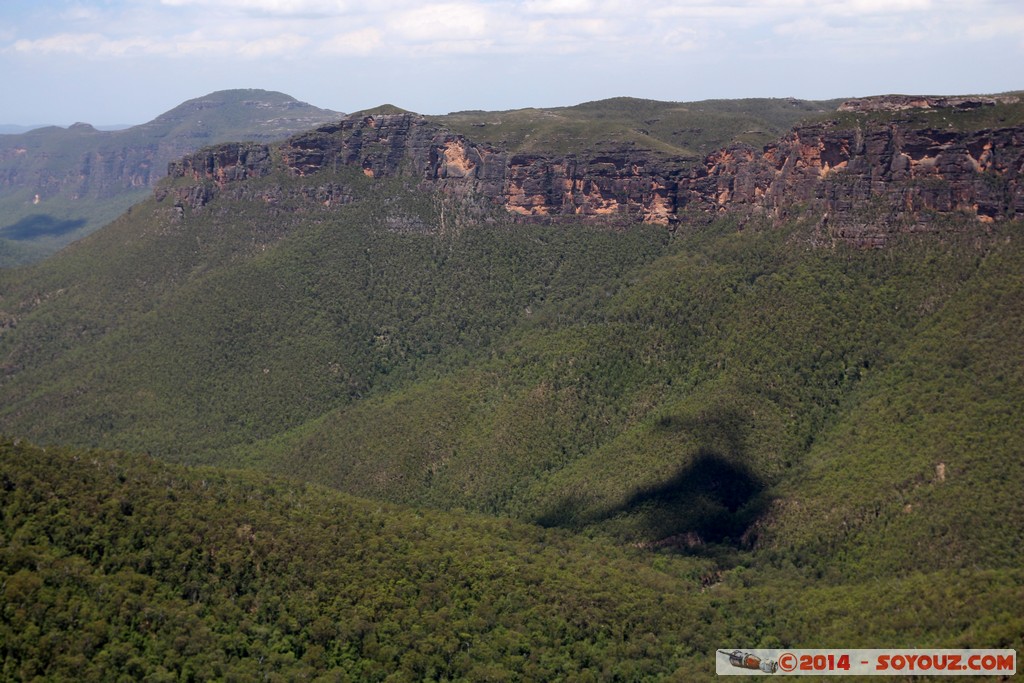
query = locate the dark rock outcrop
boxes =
[166,142,274,187]
[160,142,361,212]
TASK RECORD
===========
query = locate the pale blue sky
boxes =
[2,0,1022,125]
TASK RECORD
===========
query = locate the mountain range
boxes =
[1,90,1022,680]
[0,89,343,266]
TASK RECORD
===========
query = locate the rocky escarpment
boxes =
[677,122,1024,245]
[166,142,274,186]
[159,142,357,214]
[167,114,692,224]
[285,115,697,223]
[161,142,273,209]
[160,108,1024,246]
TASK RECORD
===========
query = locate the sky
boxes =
[1,0,1022,125]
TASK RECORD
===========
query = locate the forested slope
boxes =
[3,440,1021,681]
[1,96,1022,679]
[1,133,1022,569]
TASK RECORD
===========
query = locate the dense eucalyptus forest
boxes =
[2,94,1022,680]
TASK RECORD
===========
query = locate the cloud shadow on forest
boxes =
[536,407,771,551]
[1,215,87,240]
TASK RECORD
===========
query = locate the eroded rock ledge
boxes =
[161,109,1024,246]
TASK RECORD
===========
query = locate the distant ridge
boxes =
[0,124,53,134]
[0,89,343,266]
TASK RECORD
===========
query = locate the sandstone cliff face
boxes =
[282,114,688,224]
[158,142,269,211]
[678,122,1024,245]
[169,114,689,222]
[281,115,508,201]
[160,111,1024,246]
[166,142,274,186]
[501,153,684,223]
[160,142,360,212]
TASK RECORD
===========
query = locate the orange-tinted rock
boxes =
[161,111,1024,245]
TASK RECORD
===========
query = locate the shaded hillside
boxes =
[0,90,342,266]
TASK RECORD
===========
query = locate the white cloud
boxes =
[966,14,1024,40]
[522,0,594,14]
[570,17,614,37]
[60,5,103,22]
[774,17,829,36]
[656,26,701,52]
[824,0,931,15]
[320,27,382,55]
[13,33,105,55]
[9,28,310,60]
[157,35,227,56]
[11,0,951,66]
[160,0,350,15]
[389,4,490,42]
[3,0,1001,66]
[239,33,311,58]
[94,36,160,57]
[653,3,764,21]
